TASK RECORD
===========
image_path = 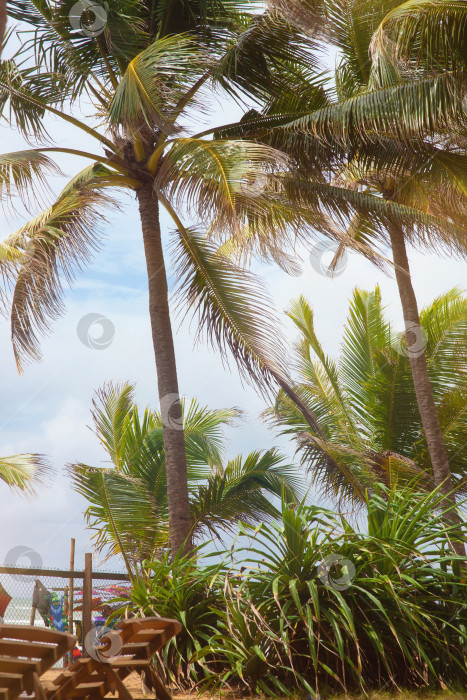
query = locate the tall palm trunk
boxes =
[388,219,465,557]
[0,0,6,55]
[137,182,192,555]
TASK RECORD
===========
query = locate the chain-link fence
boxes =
[0,564,130,665]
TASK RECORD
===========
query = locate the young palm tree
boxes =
[267,288,467,524]
[0,0,330,554]
[68,382,302,575]
[0,452,51,493]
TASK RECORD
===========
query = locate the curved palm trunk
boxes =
[388,220,465,557]
[137,182,192,555]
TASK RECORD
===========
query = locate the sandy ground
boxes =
[43,669,211,699]
[42,670,466,699]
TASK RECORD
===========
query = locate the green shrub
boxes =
[198,488,467,696]
[118,488,466,697]
[115,547,223,688]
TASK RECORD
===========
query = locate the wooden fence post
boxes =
[68,538,75,635]
[29,580,37,626]
[66,538,76,666]
[83,552,92,654]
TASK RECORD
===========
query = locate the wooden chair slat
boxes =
[0,640,56,659]
[0,625,76,700]
[0,688,16,700]
[0,628,72,648]
[48,616,181,699]
[0,674,23,690]
[108,658,149,668]
[0,659,40,674]
[66,682,107,695]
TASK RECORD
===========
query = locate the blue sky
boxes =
[0,15,466,573]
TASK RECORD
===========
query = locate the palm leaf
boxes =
[0,175,119,370]
[108,34,209,135]
[190,449,302,541]
[91,382,136,470]
[0,453,52,494]
[0,150,59,208]
[372,0,467,70]
[170,221,288,394]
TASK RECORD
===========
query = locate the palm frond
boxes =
[371,0,467,70]
[0,453,52,494]
[0,59,49,140]
[170,221,288,395]
[68,463,163,570]
[0,175,119,371]
[156,137,290,236]
[91,382,136,470]
[190,449,302,541]
[0,150,60,209]
[212,10,322,104]
[283,177,467,260]
[109,35,210,136]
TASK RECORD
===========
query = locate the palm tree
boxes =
[68,382,302,576]
[266,288,467,530]
[0,452,51,493]
[212,0,467,551]
[0,0,330,554]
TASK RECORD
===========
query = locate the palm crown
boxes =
[267,287,467,510]
[68,382,302,575]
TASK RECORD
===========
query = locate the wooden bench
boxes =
[0,625,76,700]
[47,617,182,700]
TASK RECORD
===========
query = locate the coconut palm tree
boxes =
[210,0,467,552]
[0,0,335,554]
[0,452,51,493]
[1,1,465,555]
[68,382,303,576]
[267,288,467,527]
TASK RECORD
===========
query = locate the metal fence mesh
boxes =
[0,566,130,664]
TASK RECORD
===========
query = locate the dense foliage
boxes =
[69,382,302,572]
[117,489,467,696]
[267,287,467,510]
